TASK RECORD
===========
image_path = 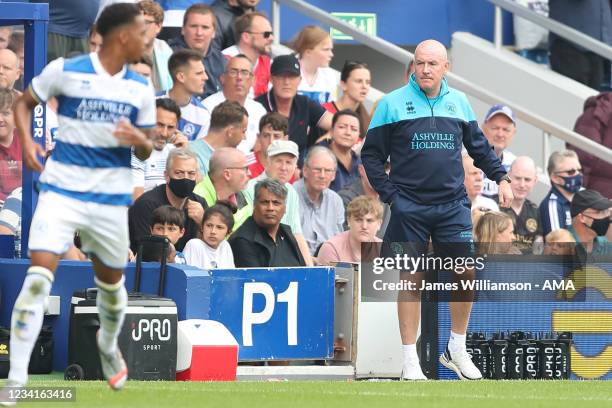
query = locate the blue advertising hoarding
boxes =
[436,260,612,380]
[207,267,335,360]
[0,262,336,370]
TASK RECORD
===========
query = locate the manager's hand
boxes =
[498,180,513,208]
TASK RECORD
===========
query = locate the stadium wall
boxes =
[0,260,335,371]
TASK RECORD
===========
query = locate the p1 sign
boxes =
[208,267,334,361]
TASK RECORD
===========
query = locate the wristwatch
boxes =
[498,174,512,184]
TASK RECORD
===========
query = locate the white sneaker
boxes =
[439,346,482,380]
[97,331,128,390]
[400,361,428,380]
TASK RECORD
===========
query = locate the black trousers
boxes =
[550,39,605,90]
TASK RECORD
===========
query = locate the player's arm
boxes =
[113,122,153,161]
[360,98,398,204]
[13,90,45,172]
[134,128,154,161]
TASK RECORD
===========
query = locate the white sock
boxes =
[8,267,54,386]
[95,276,127,355]
[448,331,467,355]
[402,343,419,365]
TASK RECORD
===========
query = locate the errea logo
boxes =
[406,101,416,114]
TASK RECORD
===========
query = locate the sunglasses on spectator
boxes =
[247,31,273,39]
[554,168,582,176]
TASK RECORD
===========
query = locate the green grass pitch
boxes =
[8,374,610,408]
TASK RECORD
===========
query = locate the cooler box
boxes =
[64,235,177,381]
[176,319,238,381]
[64,290,178,381]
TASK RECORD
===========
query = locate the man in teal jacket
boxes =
[362,39,513,381]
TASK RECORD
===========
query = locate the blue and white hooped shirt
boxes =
[30,52,156,206]
[156,91,210,141]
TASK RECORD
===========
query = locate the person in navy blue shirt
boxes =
[539,149,583,236]
[168,4,227,99]
[362,39,512,381]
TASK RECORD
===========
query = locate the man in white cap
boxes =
[243,139,313,265]
[481,104,517,201]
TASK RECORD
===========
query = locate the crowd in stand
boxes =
[0,0,610,267]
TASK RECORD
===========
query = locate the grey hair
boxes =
[304,145,337,169]
[165,147,199,173]
[547,150,578,175]
[254,178,288,202]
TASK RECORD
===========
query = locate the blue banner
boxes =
[207,267,335,361]
[437,260,612,379]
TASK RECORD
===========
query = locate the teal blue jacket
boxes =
[362,74,506,205]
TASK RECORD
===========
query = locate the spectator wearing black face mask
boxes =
[128,148,208,252]
[539,150,583,236]
[568,189,612,255]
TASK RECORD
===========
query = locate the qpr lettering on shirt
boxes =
[33,104,45,139]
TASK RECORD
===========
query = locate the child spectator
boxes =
[183,201,235,269]
[293,26,336,104]
[149,205,186,263]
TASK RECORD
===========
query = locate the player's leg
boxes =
[79,204,130,390]
[5,252,58,392]
[385,197,432,380]
[5,192,78,389]
[90,256,128,390]
[433,197,482,380]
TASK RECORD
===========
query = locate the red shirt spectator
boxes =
[246,112,297,183]
[0,130,22,203]
[223,12,274,99]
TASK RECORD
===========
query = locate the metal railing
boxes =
[270,0,612,165]
[488,0,612,61]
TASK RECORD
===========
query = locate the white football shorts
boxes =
[28,191,129,269]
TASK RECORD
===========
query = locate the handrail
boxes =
[271,0,612,164]
[274,0,412,66]
[488,0,612,61]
